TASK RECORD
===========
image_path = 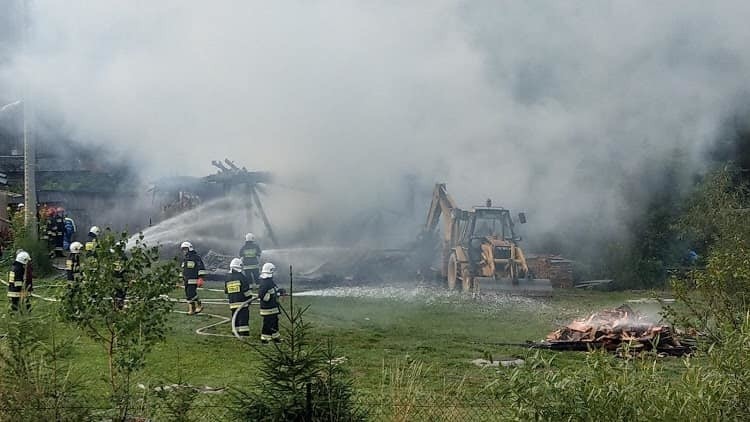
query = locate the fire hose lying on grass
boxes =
[0,278,257,340]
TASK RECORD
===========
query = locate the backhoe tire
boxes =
[447,253,459,290]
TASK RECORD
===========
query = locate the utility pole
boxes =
[21,0,37,238]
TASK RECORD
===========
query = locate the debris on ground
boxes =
[138,383,225,394]
[574,279,613,289]
[537,304,693,356]
[472,358,525,368]
[527,255,575,288]
[626,298,675,304]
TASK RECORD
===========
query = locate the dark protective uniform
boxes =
[225,270,253,336]
[239,241,262,284]
[7,261,32,311]
[84,232,98,255]
[258,275,281,342]
[44,218,56,252]
[62,252,83,318]
[113,251,127,310]
[181,249,206,312]
[52,214,65,256]
[66,252,82,283]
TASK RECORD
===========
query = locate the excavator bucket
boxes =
[475,277,554,294]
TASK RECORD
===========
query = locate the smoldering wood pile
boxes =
[539,305,692,355]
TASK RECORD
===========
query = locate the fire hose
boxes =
[0,278,246,339]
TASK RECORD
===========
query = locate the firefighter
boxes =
[85,226,101,254]
[258,262,281,343]
[66,241,84,283]
[113,242,128,310]
[52,207,66,256]
[180,241,206,315]
[226,258,253,336]
[239,232,262,284]
[7,250,32,312]
[63,214,76,252]
[61,242,84,318]
[42,207,55,253]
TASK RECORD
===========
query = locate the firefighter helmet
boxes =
[259,262,276,279]
[230,258,243,272]
[245,233,255,242]
[180,241,194,251]
[70,242,84,254]
[15,250,31,265]
[89,226,101,236]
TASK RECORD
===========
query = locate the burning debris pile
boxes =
[539,305,693,356]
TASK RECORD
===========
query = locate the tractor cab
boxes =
[468,207,517,241]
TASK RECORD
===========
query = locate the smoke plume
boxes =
[2,1,750,250]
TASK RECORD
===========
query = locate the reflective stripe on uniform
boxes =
[226,281,241,293]
[260,307,279,316]
[229,302,244,309]
[197,270,208,276]
[243,290,254,297]
[260,333,273,341]
[6,291,21,298]
[187,279,199,285]
[236,326,250,332]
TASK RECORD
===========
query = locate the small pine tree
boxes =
[231,304,365,421]
[0,310,91,421]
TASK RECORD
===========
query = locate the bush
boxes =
[0,309,91,421]
[487,331,750,421]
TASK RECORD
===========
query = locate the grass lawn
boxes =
[1,276,682,406]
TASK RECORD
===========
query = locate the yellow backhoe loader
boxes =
[420,183,554,292]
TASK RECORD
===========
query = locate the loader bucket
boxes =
[475,277,554,294]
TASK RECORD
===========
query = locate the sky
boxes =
[1,1,749,247]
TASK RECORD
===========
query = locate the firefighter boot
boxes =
[187,302,195,315]
[194,300,203,315]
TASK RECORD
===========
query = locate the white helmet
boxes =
[18,203,24,208]
[230,258,243,272]
[180,241,194,251]
[70,241,84,254]
[259,262,276,279]
[15,251,31,265]
[89,226,101,236]
[245,233,255,242]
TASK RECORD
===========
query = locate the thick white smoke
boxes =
[2,1,750,248]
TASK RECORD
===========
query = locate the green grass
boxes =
[0,278,681,405]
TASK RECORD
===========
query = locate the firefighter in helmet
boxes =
[62,242,84,319]
[7,250,32,312]
[66,241,84,283]
[85,226,101,254]
[226,258,253,336]
[258,262,282,343]
[180,241,206,315]
[239,233,262,284]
